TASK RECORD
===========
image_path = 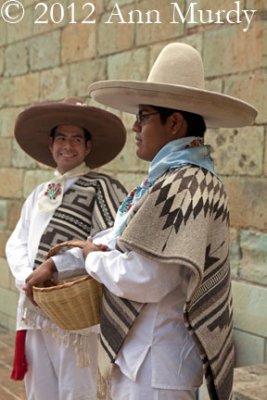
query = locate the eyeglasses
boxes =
[135,111,160,124]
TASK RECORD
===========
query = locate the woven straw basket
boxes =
[33,240,102,331]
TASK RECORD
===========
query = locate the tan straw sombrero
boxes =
[89,42,257,128]
[14,97,126,169]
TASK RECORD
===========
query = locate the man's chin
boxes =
[57,161,79,173]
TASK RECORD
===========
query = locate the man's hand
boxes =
[23,258,56,305]
[83,237,109,258]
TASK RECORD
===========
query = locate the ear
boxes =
[169,112,187,138]
[48,136,54,153]
[85,140,92,156]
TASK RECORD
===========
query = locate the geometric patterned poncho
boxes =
[34,171,128,268]
[100,166,234,400]
[24,171,127,334]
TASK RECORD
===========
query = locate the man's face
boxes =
[132,106,185,162]
[49,125,92,174]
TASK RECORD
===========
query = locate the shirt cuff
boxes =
[52,247,86,280]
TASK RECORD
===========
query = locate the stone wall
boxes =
[0,0,266,367]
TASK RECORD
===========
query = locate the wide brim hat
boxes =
[14,97,126,169]
[88,43,257,128]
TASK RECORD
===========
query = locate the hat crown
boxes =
[147,43,205,89]
[62,96,85,106]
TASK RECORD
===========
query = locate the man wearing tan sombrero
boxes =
[5,97,127,400]
[24,43,257,400]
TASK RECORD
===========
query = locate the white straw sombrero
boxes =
[89,42,257,128]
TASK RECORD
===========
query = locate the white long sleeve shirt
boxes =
[53,229,203,390]
[5,177,78,330]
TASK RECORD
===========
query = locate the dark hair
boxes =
[151,105,206,137]
[50,126,91,142]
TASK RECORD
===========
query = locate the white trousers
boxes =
[111,350,197,400]
[25,329,98,400]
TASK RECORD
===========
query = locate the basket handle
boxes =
[47,240,86,258]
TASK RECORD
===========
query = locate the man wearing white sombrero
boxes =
[25,43,257,400]
[5,97,127,400]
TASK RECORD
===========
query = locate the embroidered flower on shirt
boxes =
[185,137,204,148]
[118,178,153,215]
[44,183,62,201]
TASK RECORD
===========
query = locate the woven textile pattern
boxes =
[24,172,127,327]
[34,172,127,268]
[24,172,126,367]
[101,166,233,400]
[153,166,229,234]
